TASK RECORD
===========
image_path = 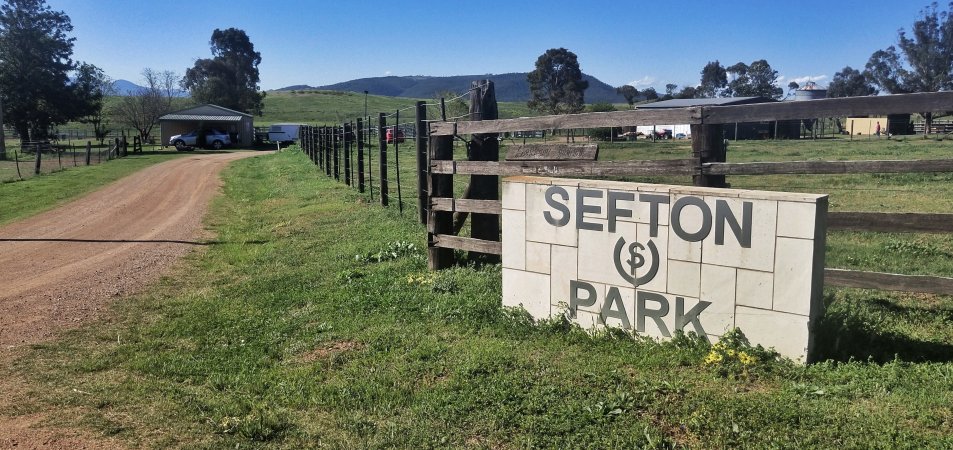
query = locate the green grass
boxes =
[258,90,535,126]
[6,149,952,448]
[0,150,189,225]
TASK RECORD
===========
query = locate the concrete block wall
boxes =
[502,176,828,361]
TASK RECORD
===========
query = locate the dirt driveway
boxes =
[0,150,266,448]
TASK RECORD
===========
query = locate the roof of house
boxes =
[636,96,775,109]
[159,104,252,122]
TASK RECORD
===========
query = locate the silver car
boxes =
[169,129,231,150]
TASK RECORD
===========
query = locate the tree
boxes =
[726,59,783,99]
[698,61,728,98]
[642,87,659,101]
[827,66,877,98]
[588,102,616,112]
[182,28,265,115]
[527,48,588,114]
[616,85,639,107]
[661,83,678,100]
[865,2,953,133]
[674,86,697,99]
[74,63,113,144]
[0,0,99,139]
[114,68,178,141]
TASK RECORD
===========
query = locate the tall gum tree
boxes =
[527,48,588,115]
[865,1,953,134]
[182,28,265,115]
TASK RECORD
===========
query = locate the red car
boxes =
[386,128,405,144]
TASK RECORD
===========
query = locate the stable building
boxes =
[635,97,801,140]
[159,104,254,147]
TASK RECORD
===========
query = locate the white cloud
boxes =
[627,76,657,89]
[384,70,392,76]
[779,74,829,86]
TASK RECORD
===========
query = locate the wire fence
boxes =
[1,137,133,183]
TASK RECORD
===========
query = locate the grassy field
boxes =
[5,145,952,448]
[257,90,536,126]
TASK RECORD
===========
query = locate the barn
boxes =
[159,104,254,148]
[635,97,801,140]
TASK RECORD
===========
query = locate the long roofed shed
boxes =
[159,104,254,147]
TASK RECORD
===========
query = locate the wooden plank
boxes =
[505,143,598,161]
[431,159,695,176]
[432,234,502,255]
[825,268,953,295]
[431,198,502,214]
[828,212,953,234]
[705,159,953,175]
[429,108,702,136]
[430,92,953,136]
[705,91,953,124]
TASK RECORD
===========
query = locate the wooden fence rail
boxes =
[422,87,953,296]
[294,87,953,296]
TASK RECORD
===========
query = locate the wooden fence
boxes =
[295,87,953,295]
[423,87,953,296]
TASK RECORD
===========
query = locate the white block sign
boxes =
[502,176,828,361]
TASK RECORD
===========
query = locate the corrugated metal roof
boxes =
[160,114,244,122]
[637,96,773,109]
[159,104,253,121]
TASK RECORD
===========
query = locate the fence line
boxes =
[1,137,130,183]
[293,86,953,296]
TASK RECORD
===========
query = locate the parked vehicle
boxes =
[169,129,231,150]
[386,128,405,144]
[268,123,305,144]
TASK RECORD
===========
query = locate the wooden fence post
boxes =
[319,127,325,172]
[33,142,42,175]
[320,127,325,173]
[378,112,389,207]
[350,121,356,185]
[85,141,91,165]
[367,116,374,201]
[325,126,332,177]
[415,101,428,225]
[333,126,340,180]
[357,118,365,193]
[344,122,352,186]
[428,132,455,269]
[456,80,500,258]
[691,114,727,188]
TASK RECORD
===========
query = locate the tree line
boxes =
[526,2,953,117]
[0,0,265,144]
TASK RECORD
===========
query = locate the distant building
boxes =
[845,115,912,136]
[635,97,800,140]
[159,104,254,147]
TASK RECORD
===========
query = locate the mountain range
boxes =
[112,72,630,104]
[110,79,188,97]
[276,73,628,104]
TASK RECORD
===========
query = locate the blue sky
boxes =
[52,0,931,92]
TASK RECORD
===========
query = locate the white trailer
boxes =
[268,123,306,144]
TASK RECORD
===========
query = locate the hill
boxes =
[258,90,535,125]
[110,79,189,97]
[276,73,628,104]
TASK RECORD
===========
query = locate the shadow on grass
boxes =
[813,293,953,364]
